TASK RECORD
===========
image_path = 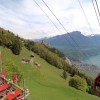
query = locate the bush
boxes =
[25,40,34,51]
[69,75,87,92]
[0,30,22,55]
[32,43,64,69]
[3,59,23,83]
[62,70,67,79]
[11,37,22,55]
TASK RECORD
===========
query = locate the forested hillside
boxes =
[0,28,99,98]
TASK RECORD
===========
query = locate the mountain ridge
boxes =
[35,31,100,61]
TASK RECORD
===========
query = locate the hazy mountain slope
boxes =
[38,31,100,61]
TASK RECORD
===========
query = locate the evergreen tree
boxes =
[11,37,22,55]
[62,70,67,79]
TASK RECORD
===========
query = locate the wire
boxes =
[92,0,100,27]
[94,0,100,19]
[77,0,94,35]
[32,0,75,46]
[41,0,83,49]
[34,0,91,62]
[41,0,93,62]
[32,0,62,34]
[32,0,83,59]
[77,0,100,49]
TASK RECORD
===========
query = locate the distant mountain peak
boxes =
[70,31,81,34]
[61,31,85,38]
[69,31,84,36]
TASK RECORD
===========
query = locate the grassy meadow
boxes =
[0,46,100,100]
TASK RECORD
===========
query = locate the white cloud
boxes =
[0,0,100,39]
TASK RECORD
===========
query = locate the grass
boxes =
[0,46,100,100]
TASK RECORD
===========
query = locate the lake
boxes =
[82,55,100,66]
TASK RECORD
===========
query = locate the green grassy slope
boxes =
[1,46,100,100]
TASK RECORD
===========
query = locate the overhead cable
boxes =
[34,0,91,62]
[92,0,100,27]
[32,0,83,59]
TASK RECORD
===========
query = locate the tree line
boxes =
[0,28,22,55]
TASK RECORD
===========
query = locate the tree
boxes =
[25,40,34,51]
[62,70,67,79]
[11,37,22,55]
[69,75,87,92]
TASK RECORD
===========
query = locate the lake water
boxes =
[82,55,100,66]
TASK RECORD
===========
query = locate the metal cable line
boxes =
[77,0,95,35]
[94,0,100,19]
[92,0,100,27]
[41,0,91,62]
[33,0,62,34]
[32,0,83,59]
[77,0,100,50]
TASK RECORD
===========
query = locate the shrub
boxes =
[62,70,67,79]
[69,75,87,92]
[11,37,22,55]
[3,59,23,83]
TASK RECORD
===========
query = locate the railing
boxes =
[0,75,30,100]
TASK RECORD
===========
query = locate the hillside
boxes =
[35,31,100,76]
[0,46,100,100]
[38,31,100,61]
[0,28,100,99]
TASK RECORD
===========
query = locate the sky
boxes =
[0,0,100,39]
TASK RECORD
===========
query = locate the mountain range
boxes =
[34,31,100,61]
